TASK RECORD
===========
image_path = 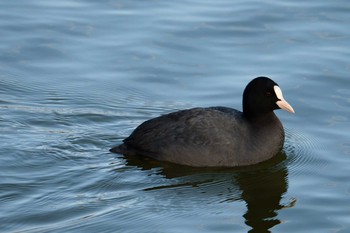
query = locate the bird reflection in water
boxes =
[236,159,296,232]
[119,152,296,233]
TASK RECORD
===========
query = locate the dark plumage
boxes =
[110,77,294,167]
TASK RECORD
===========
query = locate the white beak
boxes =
[274,85,295,113]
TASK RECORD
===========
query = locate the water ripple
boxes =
[283,128,328,176]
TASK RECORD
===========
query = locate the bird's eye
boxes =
[265,91,272,96]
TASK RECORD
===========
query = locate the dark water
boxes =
[1,1,350,232]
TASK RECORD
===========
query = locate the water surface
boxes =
[1,0,350,232]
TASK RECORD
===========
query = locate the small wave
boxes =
[283,128,327,176]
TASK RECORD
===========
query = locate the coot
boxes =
[110,77,294,167]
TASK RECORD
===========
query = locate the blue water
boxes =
[1,0,350,232]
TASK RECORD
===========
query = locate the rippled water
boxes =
[1,0,350,232]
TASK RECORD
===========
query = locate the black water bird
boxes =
[110,77,294,167]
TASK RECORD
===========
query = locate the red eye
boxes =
[266,91,272,96]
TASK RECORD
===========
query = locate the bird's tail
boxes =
[109,144,127,154]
